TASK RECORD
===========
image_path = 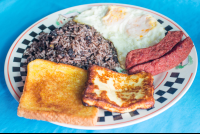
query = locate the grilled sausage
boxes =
[126,31,183,70]
[128,37,193,76]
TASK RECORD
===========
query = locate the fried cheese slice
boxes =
[83,65,155,113]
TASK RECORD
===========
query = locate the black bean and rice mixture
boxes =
[24,20,120,70]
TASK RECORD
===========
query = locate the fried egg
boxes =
[74,6,165,69]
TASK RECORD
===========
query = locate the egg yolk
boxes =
[125,15,157,38]
[102,6,126,25]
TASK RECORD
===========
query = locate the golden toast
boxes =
[17,59,98,126]
[82,65,155,113]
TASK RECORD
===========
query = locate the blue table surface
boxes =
[0,0,200,133]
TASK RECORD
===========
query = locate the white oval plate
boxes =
[4,3,197,130]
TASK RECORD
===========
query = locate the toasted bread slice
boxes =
[83,65,155,113]
[17,59,98,126]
